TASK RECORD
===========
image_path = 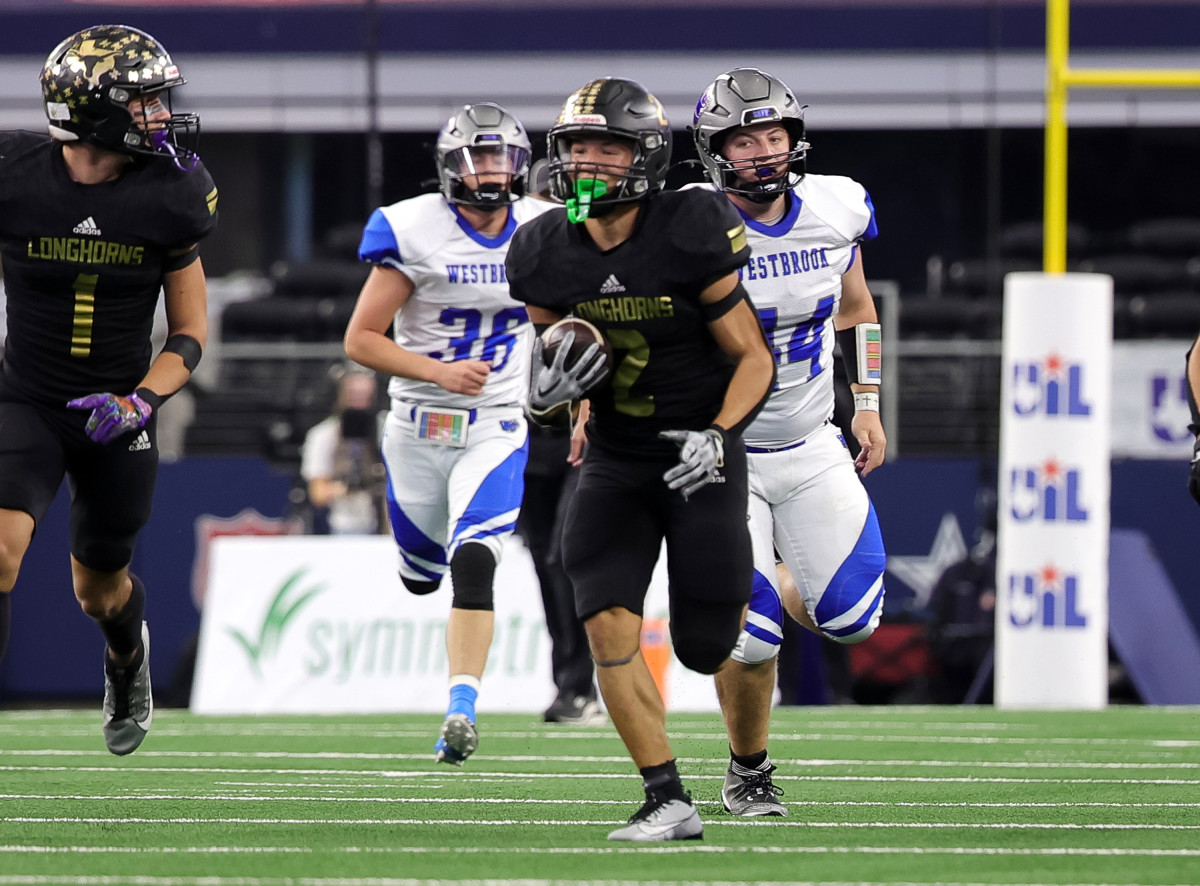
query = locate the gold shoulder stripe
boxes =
[727,223,747,254]
[205,187,219,215]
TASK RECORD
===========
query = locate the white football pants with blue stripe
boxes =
[381,404,529,585]
[735,421,886,663]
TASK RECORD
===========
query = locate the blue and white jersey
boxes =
[691,176,877,448]
[358,193,555,410]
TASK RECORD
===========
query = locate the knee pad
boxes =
[401,575,441,596]
[732,569,784,664]
[449,542,496,611]
[671,599,743,675]
[730,628,781,664]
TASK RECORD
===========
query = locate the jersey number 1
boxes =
[71,273,98,358]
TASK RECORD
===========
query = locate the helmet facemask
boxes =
[108,84,200,170]
[709,118,809,204]
[547,131,660,222]
[439,141,530,210]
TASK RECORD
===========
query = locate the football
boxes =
[540,317,614,392]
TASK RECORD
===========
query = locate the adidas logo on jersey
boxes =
[599,274,626,294]
[128,430,151,452]
[73,216,101,236]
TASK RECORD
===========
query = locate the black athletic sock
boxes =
[639,759,688,802]
[731,747,769,771]
[107,642,146,678]
[0,592,10,662]
[97,573,145,660]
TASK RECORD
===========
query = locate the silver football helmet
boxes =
[435,102,531,209]
[692,68,809,203]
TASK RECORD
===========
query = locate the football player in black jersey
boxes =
[0,25,217,755]
[506,77,775,841]
[1188,332,1200,505]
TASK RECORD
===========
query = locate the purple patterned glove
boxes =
[66,392,154,444]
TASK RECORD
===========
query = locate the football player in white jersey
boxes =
[691,68,888,815]
[344,103,554,765]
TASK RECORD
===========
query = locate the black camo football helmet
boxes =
[40,24,199,168]
[692,67,809,203]
[435,102,531,209]
[547,77,672,222]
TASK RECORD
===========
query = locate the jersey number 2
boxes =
[606,329,654,417]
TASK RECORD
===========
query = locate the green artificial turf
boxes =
[1,706,1197,885]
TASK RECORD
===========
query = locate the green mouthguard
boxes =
[565,178,608,223]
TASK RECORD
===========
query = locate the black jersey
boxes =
[0,131,218,405]
[507,188,751,458]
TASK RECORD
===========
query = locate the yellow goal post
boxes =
[1044,0,1200,272]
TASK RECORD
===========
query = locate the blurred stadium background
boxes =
[1,0,1199,708]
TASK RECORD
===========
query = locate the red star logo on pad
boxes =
[1039,564,1061,589]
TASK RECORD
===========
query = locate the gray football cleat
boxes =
[434,713,478,766]
[721,762,787,817]
[543,694,605,725]
[102,621,153,756]
[607,793,704,841]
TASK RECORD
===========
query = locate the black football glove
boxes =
[1189,437,1200,506]
[530,332,608,410]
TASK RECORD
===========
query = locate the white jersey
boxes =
[691,176,876,448]
[358,193,555,411]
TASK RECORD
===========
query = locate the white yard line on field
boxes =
[2,764,1198,786]
[3,816,1199,830]
[4,793,1200,812]
[2,750,1198,770]
[1,844,1200,858]
[0,876,1196,886]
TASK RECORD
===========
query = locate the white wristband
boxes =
[853,392,880,413]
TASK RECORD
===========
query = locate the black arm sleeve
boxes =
[1187,343,1200,435]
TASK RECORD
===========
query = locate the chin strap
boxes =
[566,178,608,223]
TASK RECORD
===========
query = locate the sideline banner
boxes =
[996,273,1111,710]
[192,535,719,714]
[1111,340,1195,458]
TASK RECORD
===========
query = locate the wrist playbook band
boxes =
[837,323,882,385]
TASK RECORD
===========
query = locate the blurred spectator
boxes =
[300,367,386,534]
[927,487,996,703]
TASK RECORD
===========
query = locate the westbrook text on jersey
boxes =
[740,247,829,282]
[26,237,145,266]
[446,262,508,284]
